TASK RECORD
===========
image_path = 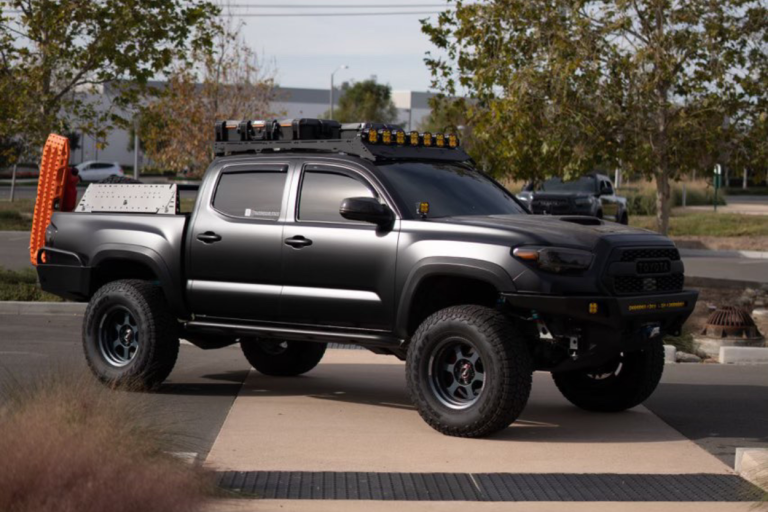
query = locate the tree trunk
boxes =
[655,170,671,235]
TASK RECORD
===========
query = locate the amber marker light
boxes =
[448,133,459,148]
[512,247,540,261]
[395,130,406,145]
[423,132,433,147]
[409,131,420,146]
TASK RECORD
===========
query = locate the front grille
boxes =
[607,246,684,295]
[532,199,571,215]
[614,273,684,294]
[620,248,680,262]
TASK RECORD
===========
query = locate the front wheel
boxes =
[406,305,534,438]
[552,338,664,412]
[240,339,326,376]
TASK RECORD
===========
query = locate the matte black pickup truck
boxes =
[35,120,697,437]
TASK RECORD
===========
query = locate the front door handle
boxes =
[197,232,222,244]
[284,236,313,248]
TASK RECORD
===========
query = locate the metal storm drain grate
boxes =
[216,471,765,502]
[701,306,763,340]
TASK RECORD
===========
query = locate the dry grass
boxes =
[0,371,216,512]
[630,212,768,236]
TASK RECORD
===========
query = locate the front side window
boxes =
[376,162,525,219]
[298,167,375,223]
[213,168,287,220]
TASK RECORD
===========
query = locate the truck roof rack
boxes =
[213,118,471,163]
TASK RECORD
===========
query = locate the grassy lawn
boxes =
[630,212,768,237]
[0,200,34,230]
[0,266,63,302]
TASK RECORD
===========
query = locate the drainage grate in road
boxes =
[217,471,765,502]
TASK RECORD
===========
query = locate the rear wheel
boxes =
[552,338,664,412]
[619,212,629,225]
[83,280,179,389]
[240,339,327,376]
[406,305,534,438]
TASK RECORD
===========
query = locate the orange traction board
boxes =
[30,134,71,266]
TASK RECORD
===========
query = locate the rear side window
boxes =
[298,169,375,223]
[213,169,287,220]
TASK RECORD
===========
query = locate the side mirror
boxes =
[339,197,393,226]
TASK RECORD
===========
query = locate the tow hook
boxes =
[645,323,662,339]
[568,335,580,360]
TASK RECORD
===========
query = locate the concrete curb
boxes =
[735,448,768,492]
[0,301,86,315]
[663,344,677,364]
[680,248,768,260]
[719,346,768,365]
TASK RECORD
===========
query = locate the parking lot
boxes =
[1,311,766,508]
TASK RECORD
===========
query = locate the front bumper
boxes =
[501,289,699,371]
[501,290,698,332]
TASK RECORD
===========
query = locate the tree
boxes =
[138,18,278,176]
[0,0,219,155]
[423,0,767,234]
[326,78,399,124]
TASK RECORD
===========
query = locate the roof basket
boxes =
[212,118,470,162]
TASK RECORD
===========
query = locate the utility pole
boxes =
[9,163,17,202]
[330,64,348,120]
[133,118,140,180]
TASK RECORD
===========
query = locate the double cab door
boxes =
[187,159,399,331]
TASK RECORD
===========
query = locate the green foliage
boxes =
[0,210,31,231]
[327,79,399,124]
[422,0,768,234]
[0,0,220,157]
[0,266,62,302]
[630,213,768,237]
[624,182,726,216]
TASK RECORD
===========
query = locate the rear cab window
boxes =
[212,166,288,220]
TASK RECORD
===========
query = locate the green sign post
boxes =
[713,164,721,212]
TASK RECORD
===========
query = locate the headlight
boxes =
[574,197,593,206]
[513,246,594,274]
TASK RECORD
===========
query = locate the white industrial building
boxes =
[74,86,436,168]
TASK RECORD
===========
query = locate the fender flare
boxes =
[90,246,188,318]
[394,257,516,338]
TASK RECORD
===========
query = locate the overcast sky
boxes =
[229,2,450,92]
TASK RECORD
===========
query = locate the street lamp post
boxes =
[330,65,349,120]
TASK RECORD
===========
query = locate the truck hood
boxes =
[431,214,666,250]
[531,192,593,200]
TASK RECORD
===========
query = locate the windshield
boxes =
[376,162,526,219]
[540,176,597,193]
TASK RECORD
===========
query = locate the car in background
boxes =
[75,161,124,182]
[518,173,628,224]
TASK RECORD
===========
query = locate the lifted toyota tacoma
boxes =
[33,120,697,438]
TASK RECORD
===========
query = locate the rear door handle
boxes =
[197,232,222,244]
[284,236,313,248]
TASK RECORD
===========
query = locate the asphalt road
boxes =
[1,313,765,465]
[0,313,250,460]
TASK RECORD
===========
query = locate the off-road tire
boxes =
[552,338,664,412]
[241,339,327,376]
[619,212,629,225]
[83,279,179,389]
[406,305,534,438]
[98,175,142,184]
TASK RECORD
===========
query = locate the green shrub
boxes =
[0,267,63,302]
[623,180,726,216]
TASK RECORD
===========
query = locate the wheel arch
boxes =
[90,247,188,318]
[395,257,515,339]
